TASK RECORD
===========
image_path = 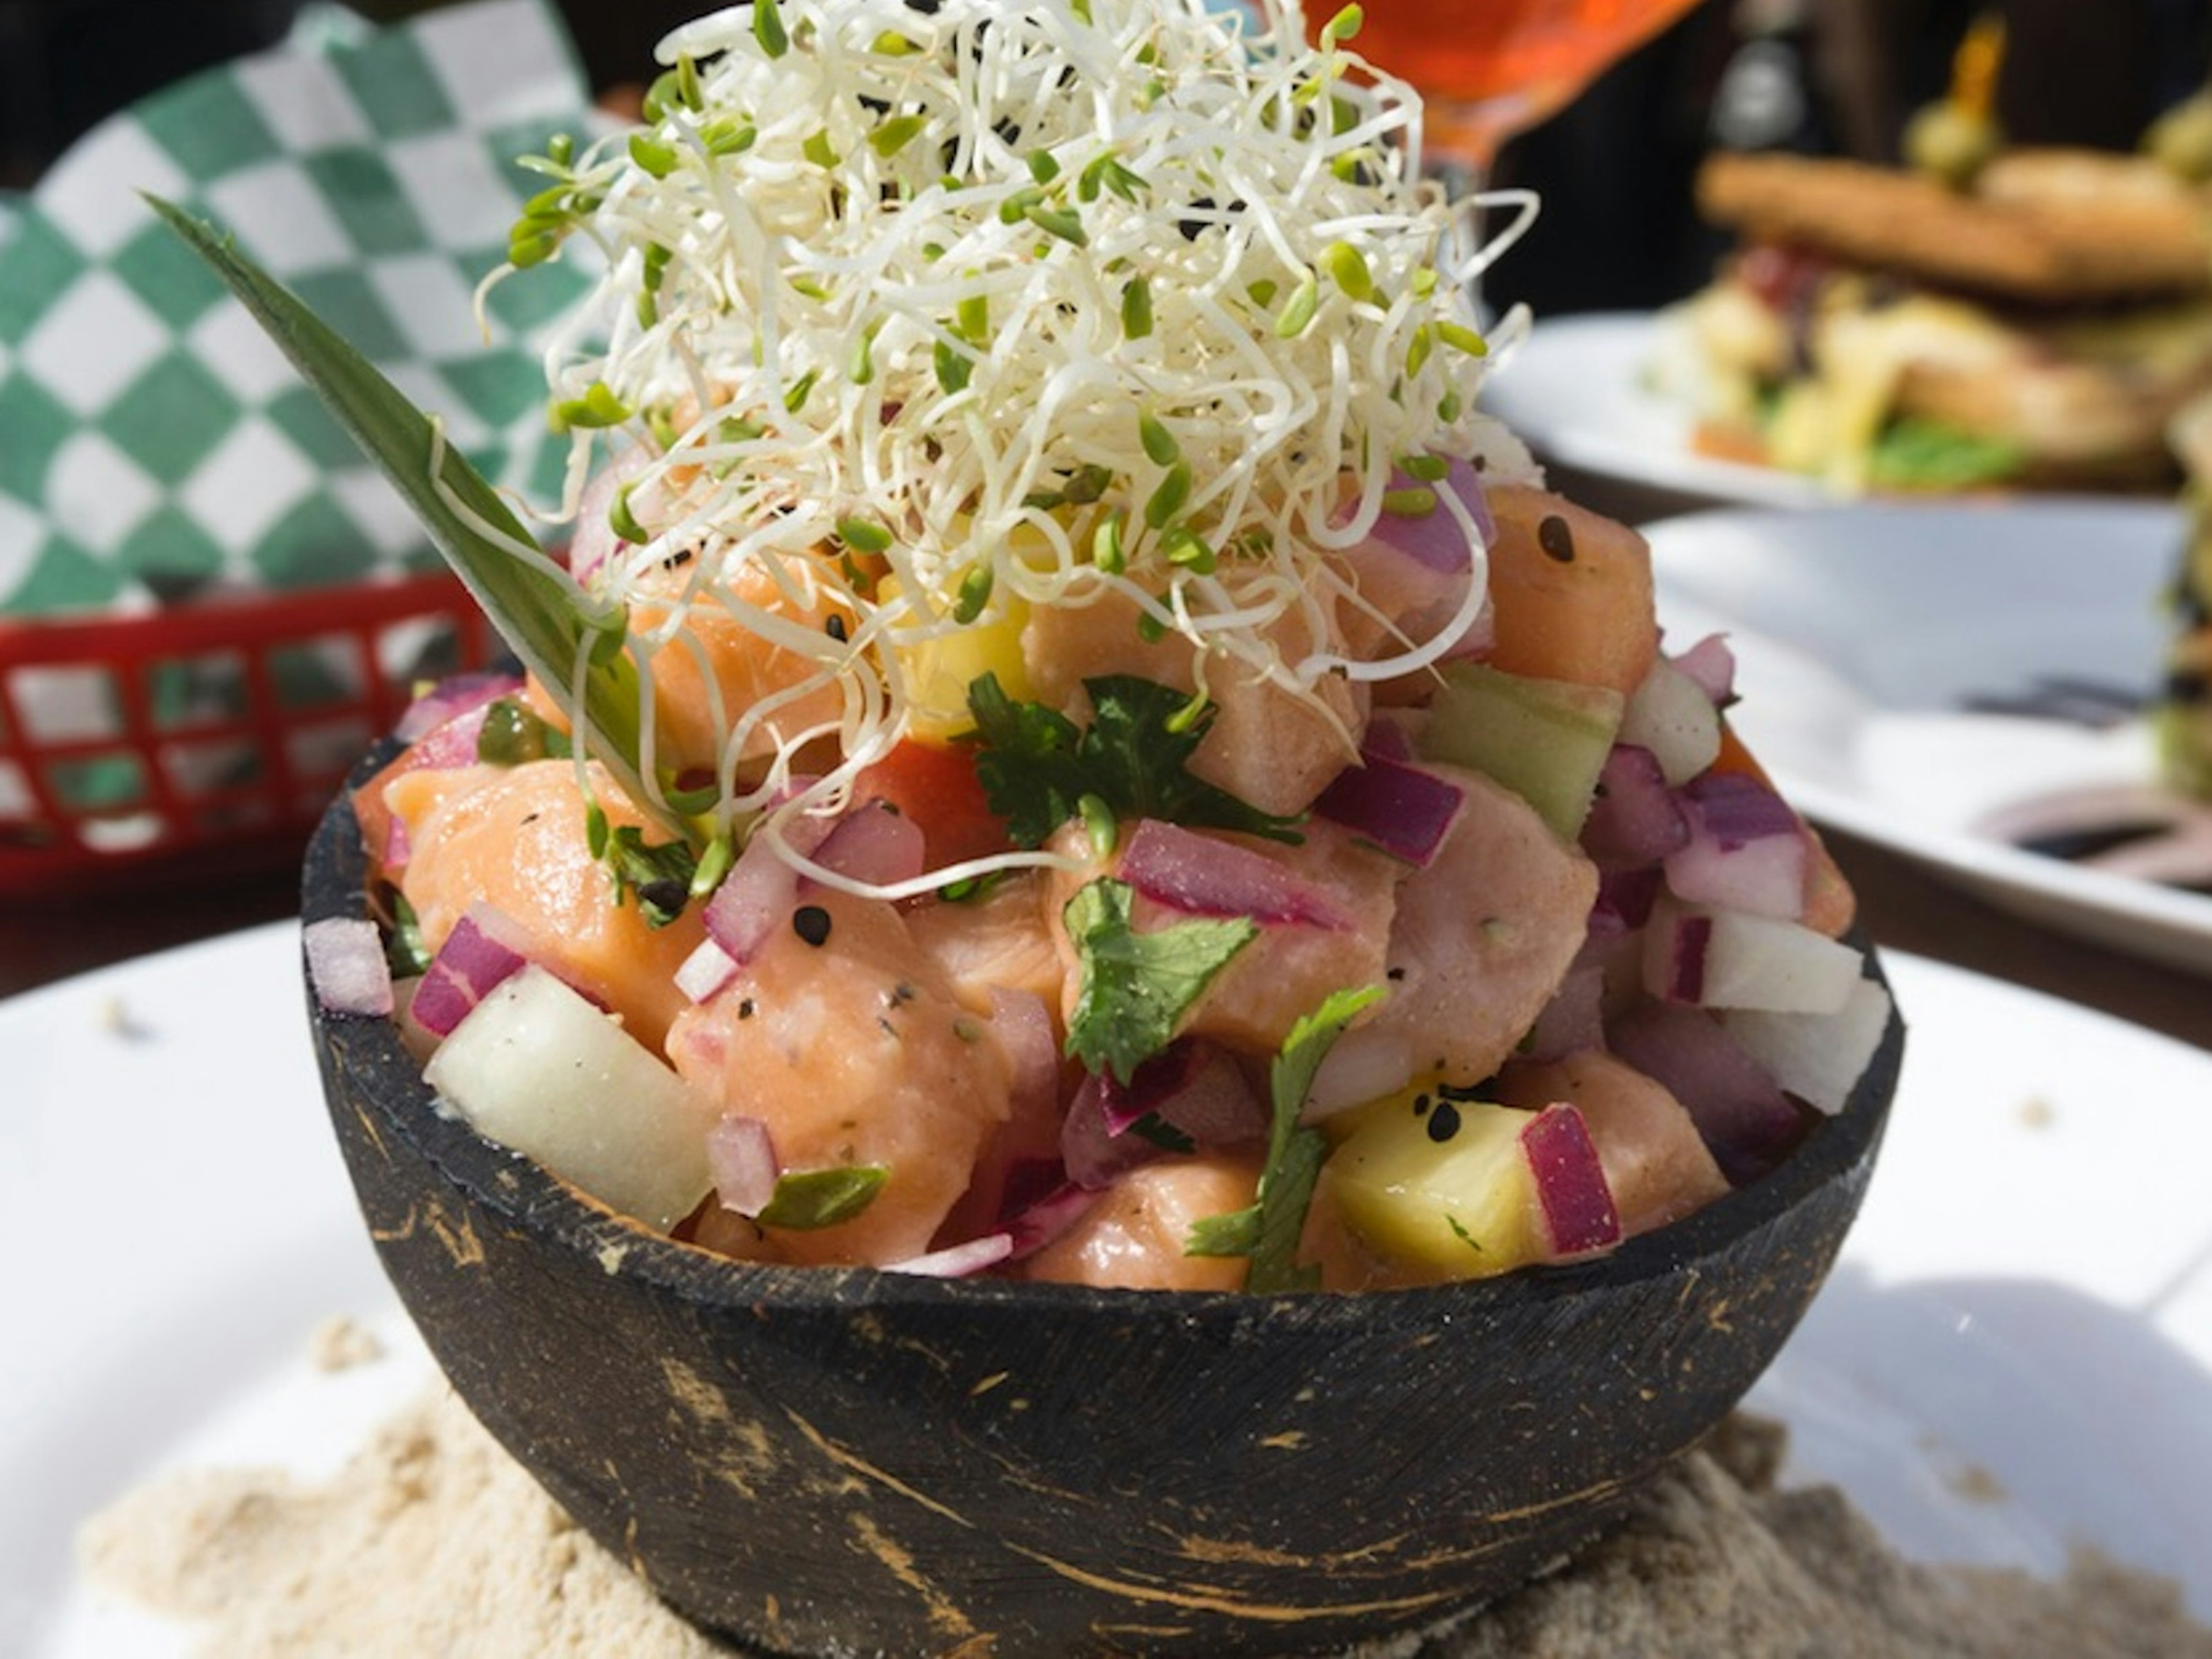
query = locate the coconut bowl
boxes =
[303,748,1903,1658]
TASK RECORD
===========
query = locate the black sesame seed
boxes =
[825,613,849,643]
[1412,1093,1431,1116]
[1386,965,1407,982]
[1426,1100,1462,1143]
[1537,514,1577,563]
[738,998,756,1020]
[793,905,833,946]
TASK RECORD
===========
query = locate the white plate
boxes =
[1482,311,1840,510]
[7,926,2212,1653]
[1645,499,2212,976]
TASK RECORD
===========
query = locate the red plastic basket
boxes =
[0,574,498,903]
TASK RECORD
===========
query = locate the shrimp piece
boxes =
[1022,1150,1263,1290]
[664,888,1012,1266]
[1019,584,1368,817]
[388,759,706,1054]
[1359,763,1599,1088]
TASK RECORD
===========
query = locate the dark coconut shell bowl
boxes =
[304,756,1903,1659]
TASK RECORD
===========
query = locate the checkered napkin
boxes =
[0,0,600,618]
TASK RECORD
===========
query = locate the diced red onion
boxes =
[1671,634,1738,707]
[1663,774,1808,921]
[1313,752,1465,867]
[696,815,834,973]
[405,703,494,772]
[1608,1004,1809,1184]
[381,812,413,874]
[1360,713,1416,762]
[1118,819,1351,929]
[394,670,523,742]
[305,916,395,1018]
[675,938,741,1005]
[707,1115,781,1216]
[1580,744,1690,872]
[884,1234,1017,1278]
[1520,1103,1622,1257]
[410,903,532,1037]
[1061,1042,1264,1190]
[1001,1179,1100,1257]
[1592,866,1664,937]
[812,799,926,889]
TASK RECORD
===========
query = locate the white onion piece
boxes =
[305,917,393,1017]
[1118,819,1351,929]
[885,1234,1017,1278]
[1719,977,1893,1115]
[1301,1026,1415,1120]
[1520,1103,1622,1258]
[675,937,742,1005]
[1671,634,1738,707]
[707,1115,781,1216]
[1617,658,1722,786]
[1643,895,1862,1014]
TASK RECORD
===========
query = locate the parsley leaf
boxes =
[603,824,699,927]
[1063,877,1256,1083]
[1187,983,1385,1292]
[967,672,1302,848]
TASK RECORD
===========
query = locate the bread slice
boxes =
[1697,150,2212,304]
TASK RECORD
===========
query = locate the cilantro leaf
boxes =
[1063,878,1256,1083]
[1187,983,1386,1293]
[967,672,1302,848]
[755,1166,888,1229]
[604,824,699,927]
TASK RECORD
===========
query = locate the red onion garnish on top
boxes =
[1312,752,1465,867]
[1119,819,1351,929]
[394,669,522,743]
[1671,634,1738,707]
[707,1115,780,1217]
[304,916,394,1017]
[1364,455,1495,573]
[410,903,532,1037]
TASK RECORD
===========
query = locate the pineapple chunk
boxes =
[1324,1078,1543,1279]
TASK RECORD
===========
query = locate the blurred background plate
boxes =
[1482,311,1840,515]
[1647,499,2212,976]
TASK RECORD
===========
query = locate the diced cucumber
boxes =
[1418,661,1623,840]
[425,965,716,1231]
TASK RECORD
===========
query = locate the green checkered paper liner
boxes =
[0,0,601,618]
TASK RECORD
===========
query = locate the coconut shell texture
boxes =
[304,760,1901,1657]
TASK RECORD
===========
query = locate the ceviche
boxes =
[280,0,1891,1293]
